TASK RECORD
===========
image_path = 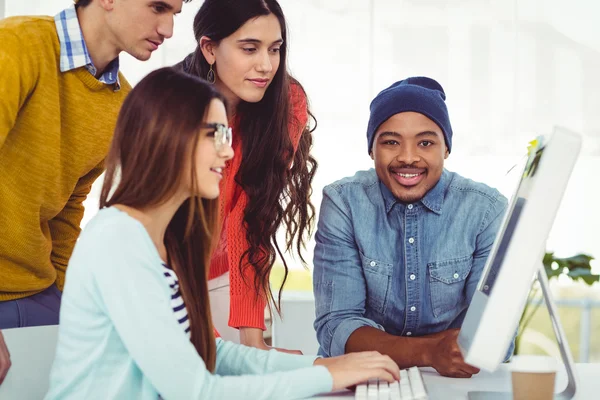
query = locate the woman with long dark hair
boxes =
[176,0,317,351]
[44,68,399,399]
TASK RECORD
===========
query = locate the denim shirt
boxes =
[313,169,508,357]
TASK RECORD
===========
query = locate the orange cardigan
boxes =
[209,83,309,330]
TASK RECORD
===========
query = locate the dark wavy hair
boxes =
[174,0,317,314]
[100,68,225,371]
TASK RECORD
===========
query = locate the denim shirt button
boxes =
[409,274,416,280]
[408,237,415,244]
[369,261,376,267]
[408,204,413,210]
[410,306,416,312]
[453,273,459,279]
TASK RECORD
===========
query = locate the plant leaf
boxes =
[544,252,595,282]
[567,267,600,285]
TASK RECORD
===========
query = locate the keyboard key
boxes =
[367,379,378,400]
[397,369,411,399]
[355,383,368,400]
[378,381,390,400]
[354,368,428,400]
[389,381,401,400]
[407,367,427,400]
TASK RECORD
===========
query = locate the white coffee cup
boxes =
[510,355,558,400]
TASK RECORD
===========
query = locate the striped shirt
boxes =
[162,264,191,337]
[53,4,121,90]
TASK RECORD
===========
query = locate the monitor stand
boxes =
[468,263,579,400]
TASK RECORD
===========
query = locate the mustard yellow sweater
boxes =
[0,16,132,300]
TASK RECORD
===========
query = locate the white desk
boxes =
[310,364,600,399]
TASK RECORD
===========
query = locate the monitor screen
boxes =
[476,139,546,297]
[480,196,526,297]
[458,129,581,372]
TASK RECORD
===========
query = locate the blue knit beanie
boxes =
[366,76,452,154]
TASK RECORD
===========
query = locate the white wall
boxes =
[4,0,600,266]
[281,0,600,264]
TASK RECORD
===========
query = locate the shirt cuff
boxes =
[310,365,334,394]
[266,351,324,371]
[286,365,333,398]
[330,317,384,357]
[228,294,267,330]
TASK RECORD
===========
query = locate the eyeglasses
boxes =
[203,123,232,152]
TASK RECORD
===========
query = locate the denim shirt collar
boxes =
[379,169,450,215]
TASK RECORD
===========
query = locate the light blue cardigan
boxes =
[45,207,332,399]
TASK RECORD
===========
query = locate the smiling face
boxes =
[192,99,234,199]
[103,0,183,61]
[371,111,449,204]
[200,13,283,106]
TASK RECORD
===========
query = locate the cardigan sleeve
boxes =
[226,82,310,330]
[78,216,332,399]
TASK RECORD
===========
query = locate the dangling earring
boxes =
[207,64,215,84]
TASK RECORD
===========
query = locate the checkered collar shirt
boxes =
[54,4,121,91]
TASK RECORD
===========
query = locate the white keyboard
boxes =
[355,367,428,400]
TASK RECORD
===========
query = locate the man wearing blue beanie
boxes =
[313,77,513,378]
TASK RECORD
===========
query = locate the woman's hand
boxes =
[239,327,303,354]
[314,352,400,391]
[0,331,11,385]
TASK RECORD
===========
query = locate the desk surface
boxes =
[310,364,600,400]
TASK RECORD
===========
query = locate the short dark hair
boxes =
[75,0,92,7]
[76,0,193,8]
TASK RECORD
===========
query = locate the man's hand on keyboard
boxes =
[427,328,480,378]
[0,331,11,384]
[314,351,400,390]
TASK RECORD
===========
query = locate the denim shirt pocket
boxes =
[359,252,393,315]
[428,255,473,318]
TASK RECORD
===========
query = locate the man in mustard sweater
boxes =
[0,0,187,381]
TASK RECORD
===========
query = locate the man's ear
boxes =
[199,36,217,65]
[370,150,374,161]
[97,0,115,11]
[444,147,450,159]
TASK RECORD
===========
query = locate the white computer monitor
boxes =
[457,127,582,374]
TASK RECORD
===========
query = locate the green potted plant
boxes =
[514,252,598,354]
